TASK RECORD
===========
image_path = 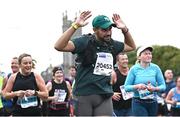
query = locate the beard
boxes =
[100,35,111,42]
[95,32,112,42]
[104,36,111,42]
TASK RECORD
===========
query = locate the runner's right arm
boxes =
[2,73,25,99]
[54,11,92,52]
[46,81,57,101]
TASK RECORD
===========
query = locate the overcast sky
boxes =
[0,0,180,74]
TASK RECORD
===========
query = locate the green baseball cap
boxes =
[92,15,116,29]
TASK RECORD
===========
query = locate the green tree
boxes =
[127,45,180,77]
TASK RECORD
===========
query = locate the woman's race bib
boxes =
[17,96,38,108]
[120,85,134,100]
[54,89,67,102]
[138,89,154,99]
[156,95,165,105]
[50,89,68,110]
[175,102,180,108]
[93,52,113,76]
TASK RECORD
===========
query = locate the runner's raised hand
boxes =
[74,11,92,27]
[112,14,126,29]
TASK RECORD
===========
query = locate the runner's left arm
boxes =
[34,73,48,100]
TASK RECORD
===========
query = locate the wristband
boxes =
[71,22,79,30]
[122,27,129,34]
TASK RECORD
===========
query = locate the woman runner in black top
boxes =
[46,66,72,116]
[2,53,48,116]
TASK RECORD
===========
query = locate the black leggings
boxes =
[48,108,69,116]
[73,94,113,116]
[171,107,180,116]
[0,108,4,116]
[12,107,41,116]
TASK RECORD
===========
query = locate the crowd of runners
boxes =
[0,10,179,116]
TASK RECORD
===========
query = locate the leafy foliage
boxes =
[127,45,180,77]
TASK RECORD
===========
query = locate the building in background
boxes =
[41,11,82,81]
[41,64,53,82]
[62,11,82,77]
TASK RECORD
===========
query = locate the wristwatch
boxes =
[34,90,38,96]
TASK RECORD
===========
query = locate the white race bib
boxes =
[138,89,154,99]
[176,102,180,108]
[120,85,134,100]
[17,96,38,108]
[93,52,113,76]
[54,89,67,102]
[156,95,165,105]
